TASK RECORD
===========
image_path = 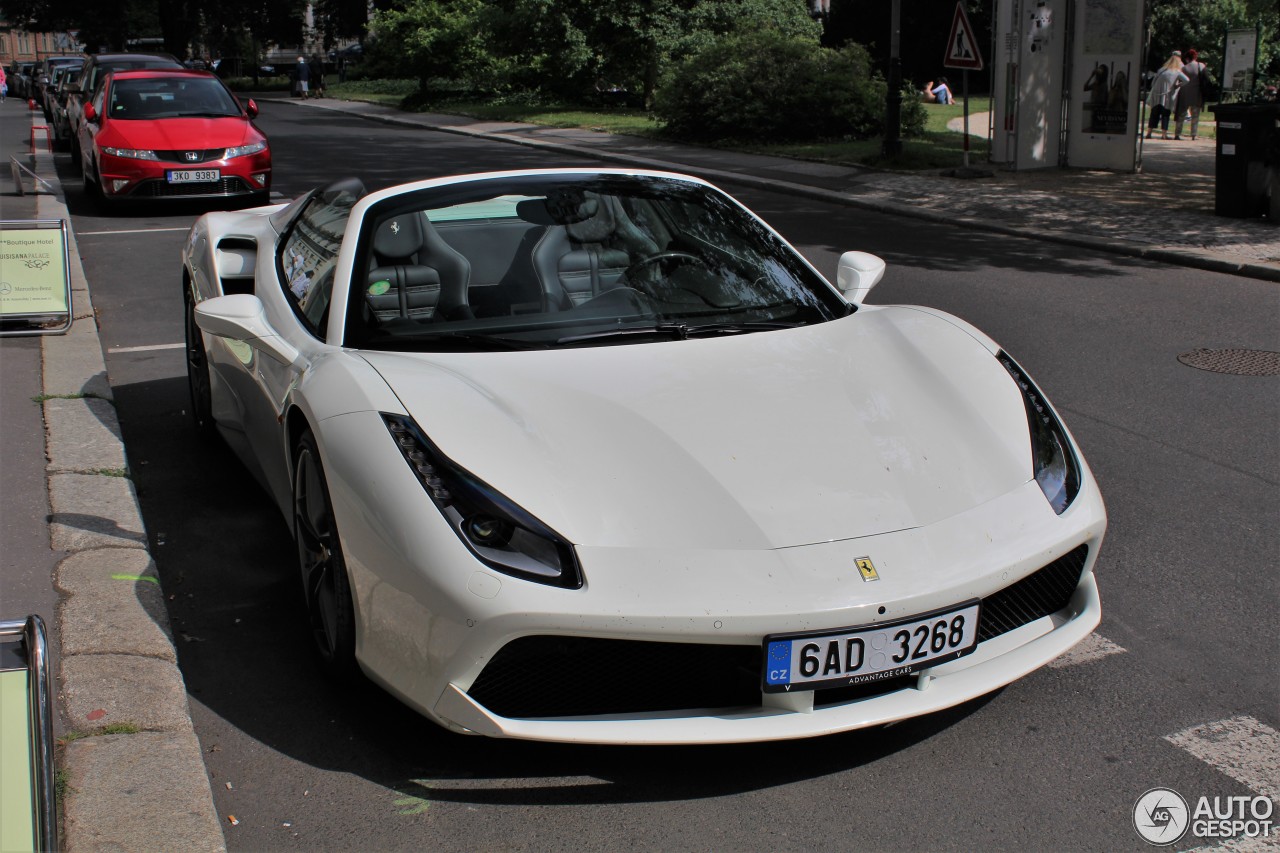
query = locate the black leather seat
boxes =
[112,89,143,118]
[366,213,472,322]
[530,194,658,311]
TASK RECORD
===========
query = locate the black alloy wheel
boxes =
[183,288,215,437]
[81,160,101,207]
[293,430,358,679]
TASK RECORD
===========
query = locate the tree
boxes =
[369,0,493,91]
[1147,0,1279,88]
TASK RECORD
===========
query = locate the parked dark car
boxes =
[51,68,83,148]
[65,52,183,173]
[35,55,83,118]
[14,62,36,99]
[42,64,77,120]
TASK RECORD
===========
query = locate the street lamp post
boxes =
[883,0,903,156]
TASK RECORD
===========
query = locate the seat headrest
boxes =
[566,195,617,243]
[372,214,425,259]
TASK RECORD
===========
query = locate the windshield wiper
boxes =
[684,320,805,336]
[556,320,802,345]
[362,331,545,352]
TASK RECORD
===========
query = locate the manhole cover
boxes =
[1177,348,1280,376]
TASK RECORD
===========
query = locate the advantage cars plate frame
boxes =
[762,600,982,693]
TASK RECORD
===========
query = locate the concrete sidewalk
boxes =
[4,104,225,852]
[7,90,1278,853]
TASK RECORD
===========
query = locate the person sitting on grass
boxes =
[931,77,953,105]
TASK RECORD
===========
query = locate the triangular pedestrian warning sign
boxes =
[943,2,984,70]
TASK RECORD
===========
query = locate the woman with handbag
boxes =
[1146,52,1188,140]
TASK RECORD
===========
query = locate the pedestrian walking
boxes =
[1175,48,1210,140]
[1145,52,1187,140]
[294,56,310,99]
[311,54,326,99]
[0,65,7,102]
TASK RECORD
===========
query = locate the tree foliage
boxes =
[0,0,305,59]
[655,31,908,142]
[368,0,494,88]
[366,0,820,104]
[1148,0,1280,86]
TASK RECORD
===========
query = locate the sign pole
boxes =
[943,1,983,172]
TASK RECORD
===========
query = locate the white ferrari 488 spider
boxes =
[182,169,1106,744]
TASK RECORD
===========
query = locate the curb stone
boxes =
[54,550,175,661]
[61,732,225,853]
[29,122,226,851]
[42,396,128,474]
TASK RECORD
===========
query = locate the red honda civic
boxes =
[77,68,271,205]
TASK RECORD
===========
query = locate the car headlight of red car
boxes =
[101,147,158,160]
[382,413,583,589]
[224,141,267,159]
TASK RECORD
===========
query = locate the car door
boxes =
[219,191,353,512]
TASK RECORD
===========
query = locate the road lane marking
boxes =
[1047,632,1126,668]
[1166,716,1280,802]
[107,343,185,354]
[78,227,191,236]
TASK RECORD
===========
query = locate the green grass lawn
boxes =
[325,83,1228,170]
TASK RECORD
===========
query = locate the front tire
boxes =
[184,288,216,437]
[293,430,358,680]
[81,163,102,210]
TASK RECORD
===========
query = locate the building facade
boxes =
[0,24,82,66]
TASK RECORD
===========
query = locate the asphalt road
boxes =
[58,100,1279,851]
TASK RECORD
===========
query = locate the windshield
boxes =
[108,76,241,119]
[344,174,845,351]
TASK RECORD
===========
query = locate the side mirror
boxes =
[83,103,98,123]
[245,98,259,118]
[835,251,886,304]
[194,294,304,369]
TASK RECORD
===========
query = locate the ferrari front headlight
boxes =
[382,414,583,589]
[997,352,1082,514]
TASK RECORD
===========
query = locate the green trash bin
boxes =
[1210,103,1280,219]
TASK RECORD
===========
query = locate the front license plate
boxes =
[166,169,219,184]
[763,601,981,693]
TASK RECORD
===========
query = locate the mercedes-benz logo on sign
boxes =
[184,152,199,162]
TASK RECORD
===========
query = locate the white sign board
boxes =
[1222,28,1258,98]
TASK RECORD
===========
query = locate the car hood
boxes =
[359,306,1034,550]
[102,118,256,150]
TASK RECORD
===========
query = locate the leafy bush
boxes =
[899,86,927,137]
[654,31,892,143]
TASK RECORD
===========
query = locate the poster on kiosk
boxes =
[1067,0,1146,170]
[992,0,1145,171]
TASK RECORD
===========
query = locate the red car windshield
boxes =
[108,77,241,120]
